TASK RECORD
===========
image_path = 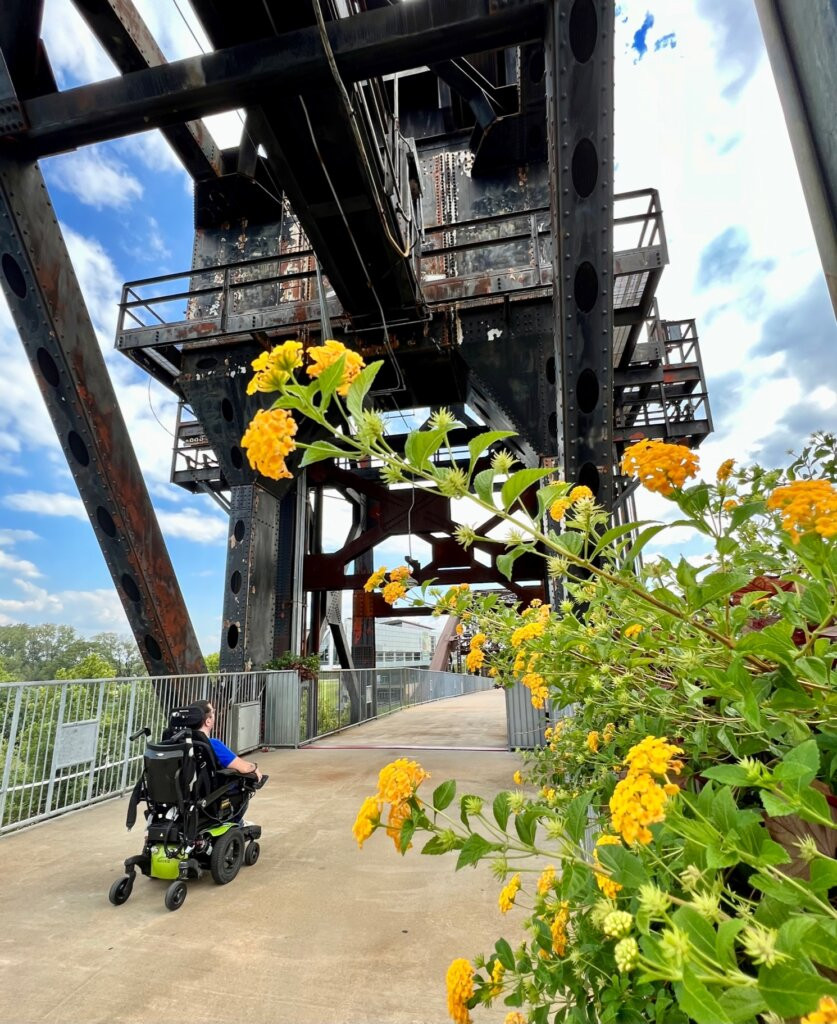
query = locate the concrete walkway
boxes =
[1,689,527,1024]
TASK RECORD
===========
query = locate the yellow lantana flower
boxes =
[352,795,379,848]
[586,730,600,753]
[537,865,556,895]
[240,407,298,480]
[766,479,837,542]
[363,566,387,592]
[246,339,303,394]
[716,458,735,482]
[621,439,699,496]
[382,581,407,605]
[549,498,572,520]
[624,623,643,639]
[446,959,474,1024]
[802,996,837,1024]
[570,485,593,502]
[498,874,521,913]
[593,834,623,899]
[305,339,365,396]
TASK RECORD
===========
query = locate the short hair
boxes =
[194,699,213,723]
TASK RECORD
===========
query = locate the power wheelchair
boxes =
[108,704,267,911]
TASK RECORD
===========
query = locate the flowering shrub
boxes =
[242,345,837,1024]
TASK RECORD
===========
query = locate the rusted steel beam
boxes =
[545,0,615,508]
[10,0,546,156]
[0,156,205,675]
[70,0,222,179]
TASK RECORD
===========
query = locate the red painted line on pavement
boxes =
[302,744,509,751]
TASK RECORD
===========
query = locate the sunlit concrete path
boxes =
[1,689,526,1024]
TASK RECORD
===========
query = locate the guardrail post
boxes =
[119,681,137,793]
[44,685,68,816]
[0,686,23,829]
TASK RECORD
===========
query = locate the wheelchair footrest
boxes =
[242,825,262,842]
[125,853,151,877]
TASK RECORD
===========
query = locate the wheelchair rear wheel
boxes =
[164,880,187,911]
[210,827,244,884]
[108,875,133,905]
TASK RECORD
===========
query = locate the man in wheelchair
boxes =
[108,700,268,912]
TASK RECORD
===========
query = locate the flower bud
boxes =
[638,883,671,918]
[603,910,634,938]
[614,937,639,973]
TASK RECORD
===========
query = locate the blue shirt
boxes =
[210,737,236,768]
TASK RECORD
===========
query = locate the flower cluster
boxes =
[609,736,683,845]
[766,479,837,542]
[621,439,699,496]
[240,407,298,480]
[246,340,303,394]
[550,900,570,956]
[466,633,486,673]
[305,338,366,395]
[498,873,520,913]
[352,757,429,852]
[446,958,474,1024]
[364,565,413,605]
[593,834,622,899]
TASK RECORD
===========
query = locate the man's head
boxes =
[194,699,215,735]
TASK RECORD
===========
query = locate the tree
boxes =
[204,652,221,673]
[55,653,117,680]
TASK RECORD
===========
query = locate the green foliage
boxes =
[255,350,837,1024]
[0,623,143,680]
[264,651,320,681]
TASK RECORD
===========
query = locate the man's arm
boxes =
[227,754,262,781]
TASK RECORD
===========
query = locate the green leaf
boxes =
[432,779,456,811]
[494,938,515,971]
[701,764,755,787]
[729,500,766,531]
[399,816,416,853]
[314,351,347,407]
[795,656,830,688]
[672,906,721,966]
[621,524,669,568]
[595,845,648,889]
[716,987,767,1023]
[692,569,751,610]
[565,791,592,843]
[758,962,837,1016]
[345,360,383,420]
[811,859,837,892]
[553,529,585,557]
[299,440,348,467]
[514,808,537,847]
[800,581,831,623]
[716,919,747,970]
[467,430,516,475]
[500,467,554,512]
[404,427,448,470]
[420,836,450,855]
[673,965,733,1024]
[456,834,496,870]
[497,545,528,581]
[493,791,511,831]
[778,916,837,969]
[779,738,820,783]
[473,468,496,506]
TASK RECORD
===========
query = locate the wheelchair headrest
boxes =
[169,704,205,730]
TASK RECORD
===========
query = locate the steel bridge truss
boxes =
[0,0,711,676]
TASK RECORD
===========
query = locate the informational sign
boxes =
[54,720,99,768]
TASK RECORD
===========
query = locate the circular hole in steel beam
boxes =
[196,356,217,370]
[576,367,599,413]
[68,430,90,467]
[230,570,242,594]
[233,520,245,543]
[571,138,598,198]
[230,446,243,470]
[96,506,117,538]
[221,398,234,422]
[546,356,556,385]
[227,623,239,649]
[144,635,163,662]
[574,261,599,313]
[578,461,600,496]
[121,572,141,603]
[37,347,60,387]
[1,253,26,299]
[569,0,598,63]
[528,49,545,83]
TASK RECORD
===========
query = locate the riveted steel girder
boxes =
[545,0,615,508]
[0,156,205,675]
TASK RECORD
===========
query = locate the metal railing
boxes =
[299,668,492,745]
[0,668,485,833]
[0,671,271,835]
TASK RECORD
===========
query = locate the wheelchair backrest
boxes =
[144,738,196,806]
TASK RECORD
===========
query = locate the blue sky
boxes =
[0,0,834,653]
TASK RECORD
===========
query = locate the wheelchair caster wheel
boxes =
[244,841,260,866]
[164,880,187,911]
[109,875,134,905]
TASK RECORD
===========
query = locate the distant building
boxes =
[318,618,438,668]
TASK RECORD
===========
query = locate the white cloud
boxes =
[157,508,227,544]
[41,0,118,86]
[46,149,144,211]
[0,550,41,578]
[3,491,87,521]
[0,529,39,545]
[0,579,127,632]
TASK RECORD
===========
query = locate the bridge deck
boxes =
[2,690,522,1024]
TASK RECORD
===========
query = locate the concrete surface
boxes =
[1,689,528,1024]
